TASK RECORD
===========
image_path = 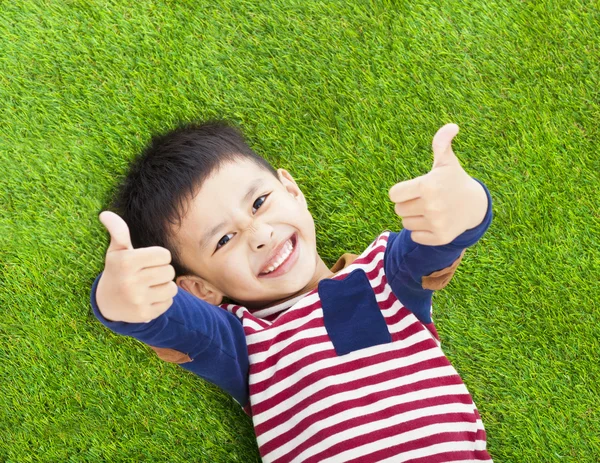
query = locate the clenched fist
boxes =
[95,211,178,323]
[389,124,488,246]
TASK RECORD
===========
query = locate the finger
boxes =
[130,246,172,269]
[401,216,430,232]
[394,198,425,218]
[388,176,424,203]
[139,265,176,287]
[100,211,133,252]
[147,280,179,303]
[432,123,459,169]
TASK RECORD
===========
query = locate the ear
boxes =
[277,168,307,206]
[176,275,224,306]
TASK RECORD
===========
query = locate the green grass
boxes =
[1,0,599,461]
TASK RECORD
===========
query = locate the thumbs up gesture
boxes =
[95,211,178,323]
[389,124,488,246]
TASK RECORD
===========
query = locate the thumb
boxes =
[99,211,133,252]
[432,123,460,169]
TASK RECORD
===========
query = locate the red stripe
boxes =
[243,319,272,335]
[247,299,323,340]
[246,316,325,356]
[381,302,410,325]
[378,291,402,312]
[252,351,454,429]
[260,380,472,458]
[476,427,487,442]
[251,338,443,415]
[251,315,426,388]
[405,449,492,463]
[364,258,385,281]
[423,322,440,341]
[250,339,336,394]
[250,331,331,376]
[350,248,385,269]
[294,414,480,463]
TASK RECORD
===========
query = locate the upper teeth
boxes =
[262,240,293,274]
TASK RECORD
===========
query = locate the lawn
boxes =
[1,0,598,461]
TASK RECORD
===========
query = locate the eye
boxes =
[216,233,234,251]
[252,194,268,214]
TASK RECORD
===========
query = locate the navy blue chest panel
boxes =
[318,269,392,356]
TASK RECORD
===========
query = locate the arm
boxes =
[91,276,249,405]
[384,180,492,323]
[386,124,492,323]
[91,211,249,405]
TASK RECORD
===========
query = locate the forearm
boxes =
[90,275,250,404]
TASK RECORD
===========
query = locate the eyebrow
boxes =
[199,179,264,251]
[243,179,262,205]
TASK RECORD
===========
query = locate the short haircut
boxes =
[110,121,278,276]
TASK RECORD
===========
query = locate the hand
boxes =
[95,211,178,323]
[388,124,488,246]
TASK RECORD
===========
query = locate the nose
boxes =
[247,220,274,251]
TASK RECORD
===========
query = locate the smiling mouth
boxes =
[259,233,298,276]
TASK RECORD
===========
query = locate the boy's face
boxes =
[173,158,322,308]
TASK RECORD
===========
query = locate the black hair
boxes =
[111,121,278,276]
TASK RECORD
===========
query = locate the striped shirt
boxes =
[224,233,492,463]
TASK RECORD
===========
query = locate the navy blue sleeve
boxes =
[383,179,493,324]
[90,276,249,406]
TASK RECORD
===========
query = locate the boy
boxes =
[92,121,493,462]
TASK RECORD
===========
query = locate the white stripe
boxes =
[419,459,491,463]
[260,384,472,460]
[297,420,480,463]
[249,340,333,385]
[251,338,447,421]
[249,330,436,404]
[336,250,384,278]
[259,377,468,444]
[248,325,328,365]
[252,291,317,319]
[250,308,423,386]
[246,302,323,346]
[350,259,385,286]
[375,284,393,303]
[242,317,269,332]
[387,305,417,334]
[251,329,439,407]
[377,441,490,463]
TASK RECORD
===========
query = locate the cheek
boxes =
[221,252,253,280]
